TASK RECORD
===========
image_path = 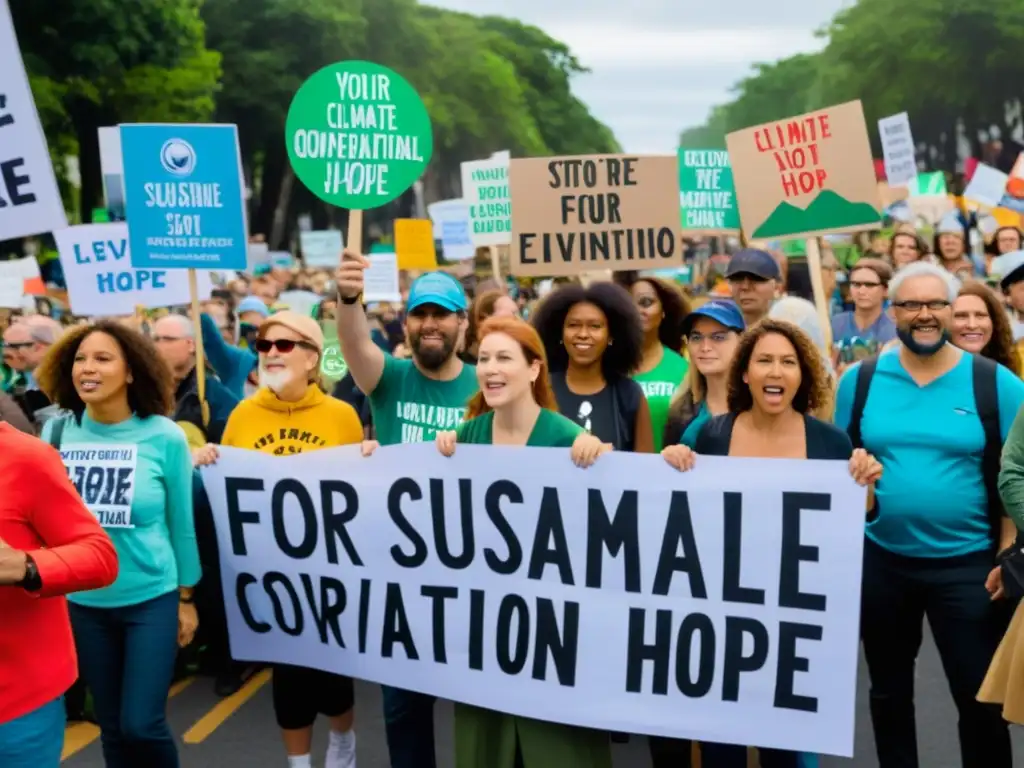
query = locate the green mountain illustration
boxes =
[752,189,880,238]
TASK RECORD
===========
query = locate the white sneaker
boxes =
[325,729,356,768]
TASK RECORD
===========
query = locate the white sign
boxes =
[97,126,126,218]
[364,251,401,302]
[247,242,270,272]
[461,154,511,247]
[427,199,475,261]
[0,0,67,240]
[201,444,866,757]
[0,255,42,308]
[55,223,213,316]
[877,112,916,187]
[300,230,343,268]
[964,163,1010,209]
[60,442,138,528]
[0,275,21,308]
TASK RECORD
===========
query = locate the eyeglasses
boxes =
[688,331,734,345]
[849,281,883,289]
[2,341,34,350]
[151,335,186,343]
[253,338,314,354]
[892,300,951,312]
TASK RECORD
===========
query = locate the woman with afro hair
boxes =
[531,281,653,453]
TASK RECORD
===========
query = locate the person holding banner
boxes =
[35,320,200,768]
[434,315,613,768]
[335,249,479,768]
[196,310,364,768]
[662,318,882,768]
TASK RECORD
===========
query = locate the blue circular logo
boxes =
[160,138,196,177]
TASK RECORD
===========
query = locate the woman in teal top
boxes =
[37,320,200,768]
[662,300,744,449]
[435,315,611,768]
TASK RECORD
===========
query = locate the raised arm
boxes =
[334,248,386,395]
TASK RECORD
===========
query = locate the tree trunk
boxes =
[268,165,294,251]
[253,133,286,239]
[72,105,102,222]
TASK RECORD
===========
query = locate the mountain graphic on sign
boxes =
[752,190,880,238]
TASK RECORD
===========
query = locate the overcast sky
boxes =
[426,0,853,152]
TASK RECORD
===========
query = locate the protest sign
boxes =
[55,223,214,316]
[510,154,681,278]
[59,443,138,528]
[726,101,881,240]
[363,251,401,303]
[0,255,44,308]
[964,164,1010,209]
[0,0,67,241]
[285,60,432,211]
[427,199,474,261]
[395,219,437,270]
[300,230,344,268]
[461,154,512,246]
[98,126,126,221]
[907,171,947,198]
[678,149,740,233]
[877,112,916,187]
[201,444,866,756]
[120,123,248,271]
[320,321,347,384]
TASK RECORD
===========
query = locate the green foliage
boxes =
[678,0,1024,170]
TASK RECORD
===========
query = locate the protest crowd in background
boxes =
[7,1,1024,768]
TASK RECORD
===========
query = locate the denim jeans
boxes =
[382,686,437,768]
[70,590,181,768]
[0,697,65,768]
[860,538,1011,768]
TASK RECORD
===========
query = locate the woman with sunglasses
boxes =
[195,311,366,768]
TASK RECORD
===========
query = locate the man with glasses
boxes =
[725,248,780,327]
[835,262,1024,768]
[2,316,62,427]
[830,258,896,372]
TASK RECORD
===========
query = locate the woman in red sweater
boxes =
[0,423,119,767]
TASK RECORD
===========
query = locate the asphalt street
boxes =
[63,631,1024,767]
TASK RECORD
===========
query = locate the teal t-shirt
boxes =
[834,348,1024,557]
[456,408,583,447]
[633,347,690,452]
[42,412,201,608]
[370,355,479,445]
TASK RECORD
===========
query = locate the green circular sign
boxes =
[321,341,348,379]
[285,60,433,210]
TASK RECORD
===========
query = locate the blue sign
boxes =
[120,123,247,271]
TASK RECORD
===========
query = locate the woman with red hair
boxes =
[435,315,612,768]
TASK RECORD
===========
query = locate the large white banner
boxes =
[202,444,866,757]
[0,0,66,240]
[55,223,213,316]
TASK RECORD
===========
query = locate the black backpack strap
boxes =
[971,355,1003,534]
[48,415,66,450]
[847,355,879,450]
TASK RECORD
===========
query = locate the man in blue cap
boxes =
[334,250,479,768]
[726,248,781,327]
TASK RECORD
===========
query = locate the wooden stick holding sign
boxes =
[804,238,833,351]
[285,60,433,269]
[187,269,210,427]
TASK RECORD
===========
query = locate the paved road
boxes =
[64,631,1024,767]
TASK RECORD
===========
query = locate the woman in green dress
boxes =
[435,315,613,768]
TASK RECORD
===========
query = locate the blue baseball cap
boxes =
[726,248,781,281]
[237,296,270,318]
[682,300,746,335]
[407,272,467,313]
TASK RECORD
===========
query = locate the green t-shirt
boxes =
[456,408,583,448]
[633,346,690,452]
[369,355,479,445]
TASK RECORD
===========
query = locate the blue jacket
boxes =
[200,313,257,400]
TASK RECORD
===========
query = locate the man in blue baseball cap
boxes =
[726,248,780,327]
[333,250,479,768]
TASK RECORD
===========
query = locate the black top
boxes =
[551,373,619,447]
[332,372,373,428]
[695,412,853,460]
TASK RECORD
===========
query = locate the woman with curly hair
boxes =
[660,320,882,768]
[951,281,1021,375]
[35,320,200,768]
[531,281,653,452]
[624,277,691,451]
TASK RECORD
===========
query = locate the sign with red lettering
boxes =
[726,101,881,240]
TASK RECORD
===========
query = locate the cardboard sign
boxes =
[678,149,740,233]
[120,123,248,271]
[0,0,67,240]
[461,153,512,246]
[726,101,881,240]
[427,199,474,261]
[877,112,916,187]
[395,218,437,270]
[509,154,681,278]
[285,60,433,210]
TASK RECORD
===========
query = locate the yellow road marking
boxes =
[182,669,271,744]
[61,676,195,762]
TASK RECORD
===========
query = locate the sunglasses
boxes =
[253,338,315,354]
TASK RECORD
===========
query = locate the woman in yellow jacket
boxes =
[195,311,364,768]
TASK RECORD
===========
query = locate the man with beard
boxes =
[335,250,477,768]
[834,261,1024,768]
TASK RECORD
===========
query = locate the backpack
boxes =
[847,353,1005,543]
